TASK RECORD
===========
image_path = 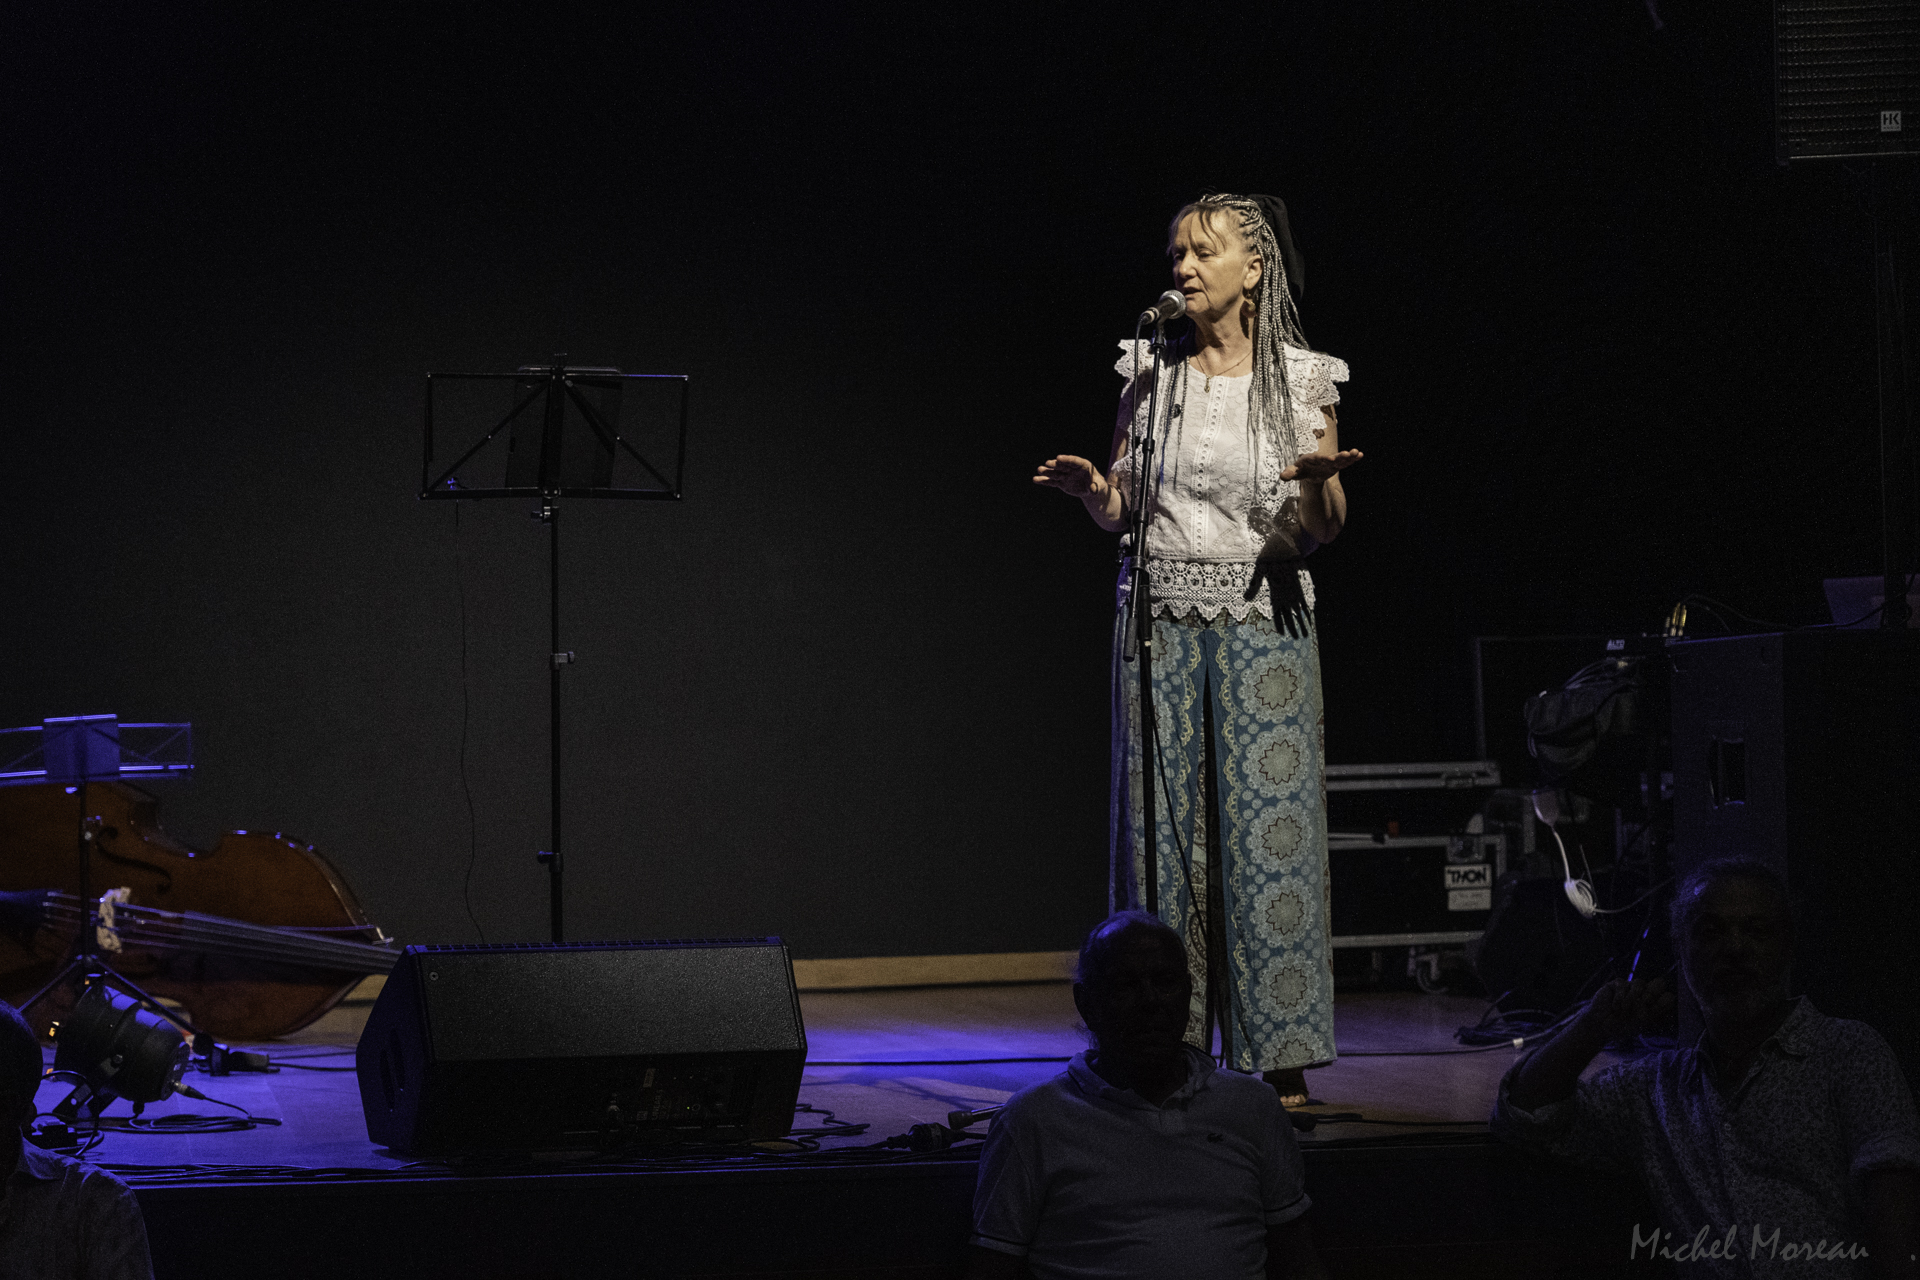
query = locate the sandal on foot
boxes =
[1263,1067,1309,1107]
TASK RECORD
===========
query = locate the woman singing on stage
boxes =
[1035,193,1361,1105]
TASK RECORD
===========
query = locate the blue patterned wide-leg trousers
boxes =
[1110,606,1335,1072]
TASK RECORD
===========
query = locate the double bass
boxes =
[0,780,397,1040]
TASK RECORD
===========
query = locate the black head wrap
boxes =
[1248,193,1304,302]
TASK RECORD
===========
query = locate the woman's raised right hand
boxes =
[1033,455,1105,499]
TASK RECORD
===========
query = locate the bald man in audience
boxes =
[966,910,1326,1280]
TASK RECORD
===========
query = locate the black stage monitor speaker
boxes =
[1670,631,1920,1085]
[1776,0,1920,163]
[356,938,807,1155]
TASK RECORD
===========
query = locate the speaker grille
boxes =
[356,939,807,1153]
[1776,0,1920,162]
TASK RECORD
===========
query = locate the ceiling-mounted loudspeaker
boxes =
[1776,0,1920,163]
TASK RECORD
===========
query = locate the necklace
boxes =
[1192,348,1251,392]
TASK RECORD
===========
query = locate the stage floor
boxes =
[796,983,1528,1150]
[35,983,1660,1278]
[38,982,1540,1170]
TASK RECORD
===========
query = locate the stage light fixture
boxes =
[48,981,190,1120]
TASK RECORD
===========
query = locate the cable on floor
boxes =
[787,1102,870,1140]
[98,1086,283,1135]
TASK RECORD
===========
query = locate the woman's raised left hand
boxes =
[1280,449,1364,483]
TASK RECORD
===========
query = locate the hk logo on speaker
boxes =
[1882,110,1903,133]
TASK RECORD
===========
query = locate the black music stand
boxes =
[0,716,203,1040]
[420,357,689,942]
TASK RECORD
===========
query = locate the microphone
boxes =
[1137,290,1186,326]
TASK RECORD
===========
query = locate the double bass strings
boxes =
[42,891,396,959]
[42,897,393,972]
[40,894,398,975]
[44,905,395,973]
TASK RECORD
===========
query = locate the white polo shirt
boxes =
[971,1046,1311,1280]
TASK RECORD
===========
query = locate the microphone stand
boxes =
[1119,313,1172,914]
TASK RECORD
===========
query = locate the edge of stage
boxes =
[66,983,1661,1279]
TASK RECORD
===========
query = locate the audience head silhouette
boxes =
[1073,911,1191,1064]
[0,1003,39,1131]
[1670,858,1794,1021]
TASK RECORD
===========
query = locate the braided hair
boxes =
[1167,192,1311,468]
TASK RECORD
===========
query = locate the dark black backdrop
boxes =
[2,3,1901,957]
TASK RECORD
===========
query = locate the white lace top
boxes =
[1109,340,1349,622]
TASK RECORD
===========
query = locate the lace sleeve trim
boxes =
[1115,338,1153,381]
[1288,348,1349,409]
[1111,339,1162,489]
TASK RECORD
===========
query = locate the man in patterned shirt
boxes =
[0,1001,154,1279]
[1492,858,1920,1277]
